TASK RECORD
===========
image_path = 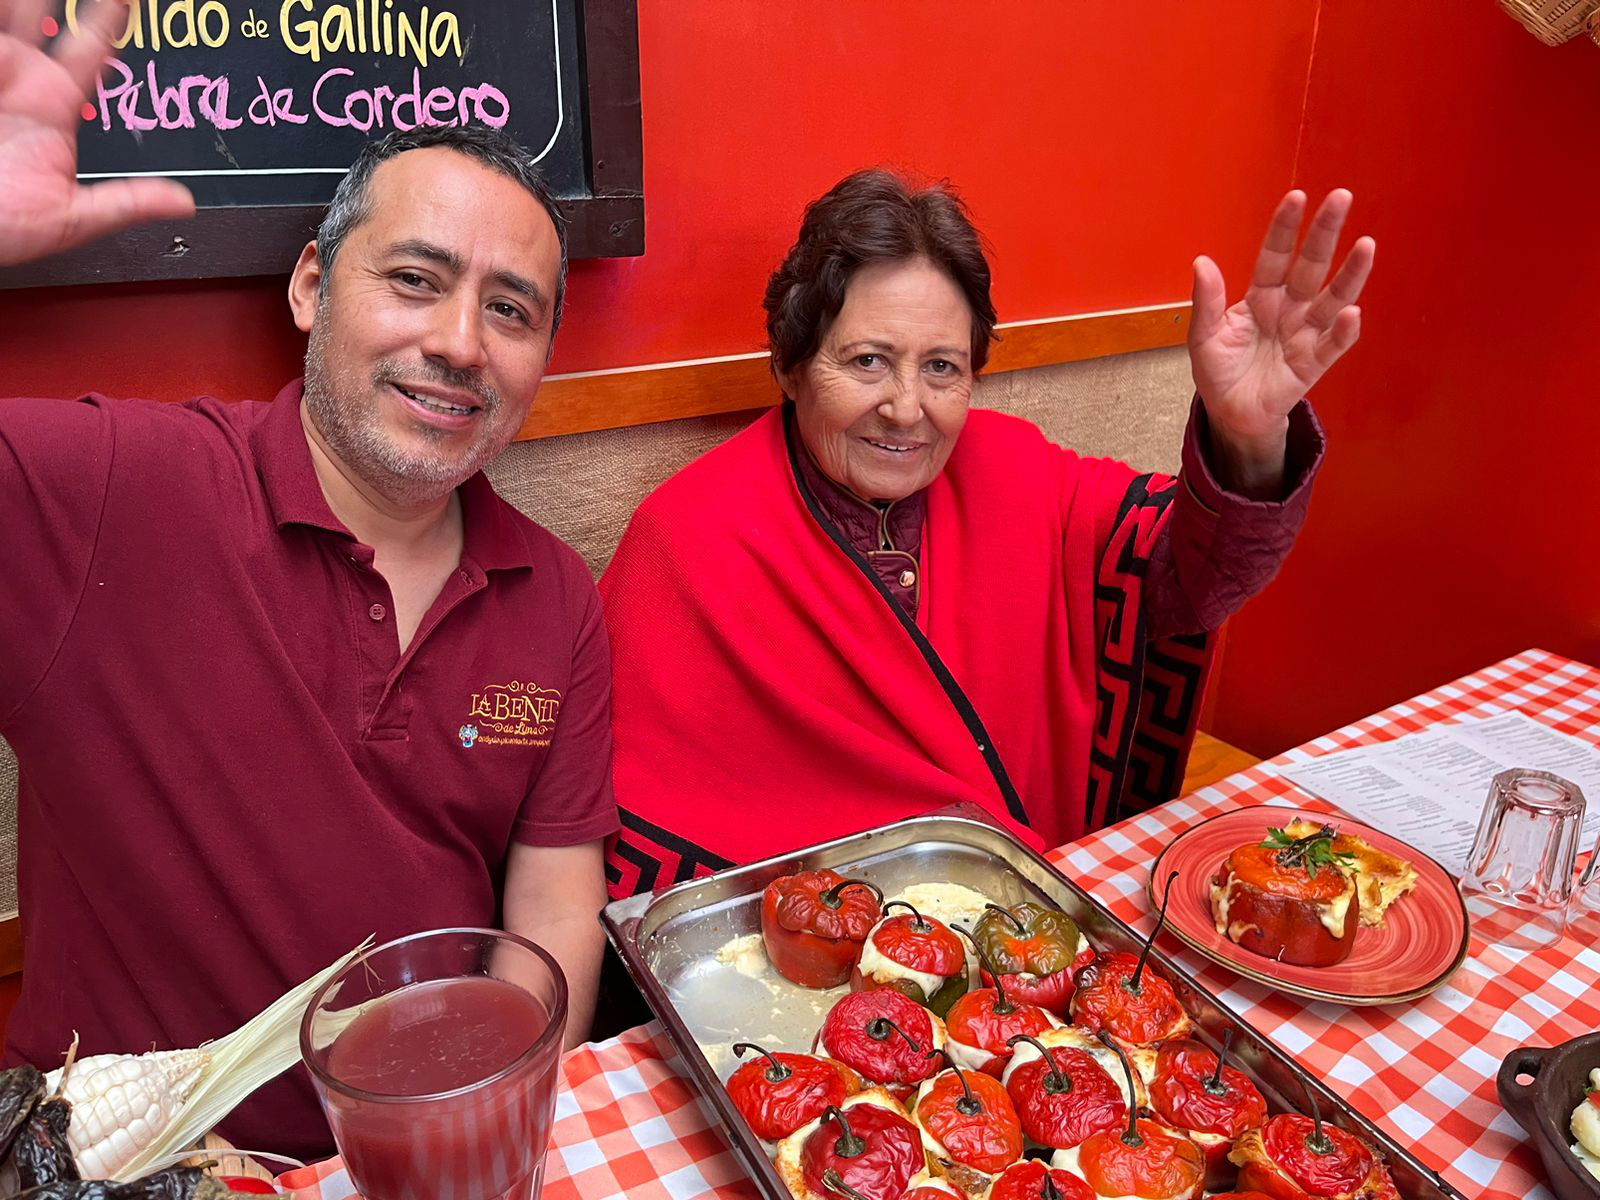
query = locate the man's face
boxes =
[290,147,563,503]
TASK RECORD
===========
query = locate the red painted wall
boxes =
[1209,2,1600,754]
[0,2,1316,398]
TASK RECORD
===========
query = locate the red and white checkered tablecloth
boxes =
[282,648,1600,1200]
[278,1023,760,1200]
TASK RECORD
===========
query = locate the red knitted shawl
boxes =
[601,406,1209,898]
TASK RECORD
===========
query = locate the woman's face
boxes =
[784,256,975,503]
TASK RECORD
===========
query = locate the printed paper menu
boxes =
[1277,713,1600,872]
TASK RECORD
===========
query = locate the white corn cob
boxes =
[44,1049,210,1179]
[17,938,372,1184]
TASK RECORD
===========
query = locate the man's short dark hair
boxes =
[764,168,997,378]
[316,126,569,338]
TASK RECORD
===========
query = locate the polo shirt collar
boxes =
[256,378,535,573]
[257,380,345,534]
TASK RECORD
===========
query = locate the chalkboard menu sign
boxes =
[1,0,642,288]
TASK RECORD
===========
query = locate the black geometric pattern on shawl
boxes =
[607,807,735,899]
[1086,474,1214,832]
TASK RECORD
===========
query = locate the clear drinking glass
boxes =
[301,928,568,1200]
[1568,825,1600,944]
[1461,768,1586,950]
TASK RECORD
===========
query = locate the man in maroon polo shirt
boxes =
[0,2,616,1157]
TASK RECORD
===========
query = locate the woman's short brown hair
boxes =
[764,168,997,377]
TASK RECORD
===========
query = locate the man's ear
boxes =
[287,242,325,334]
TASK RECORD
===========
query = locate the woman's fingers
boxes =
[1249,190,1308,290]
[1313,306,1361,368]
[1188,254,1229,347]
[1305,235,1376,330]
[1284,189,1353,302]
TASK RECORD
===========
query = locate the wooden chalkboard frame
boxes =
[0,0,642,290]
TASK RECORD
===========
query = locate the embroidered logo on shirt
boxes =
[463,680,563,748]
[458,723,480,748]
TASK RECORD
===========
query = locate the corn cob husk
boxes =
[46,1048,210,1179]
[97,937,373,1183]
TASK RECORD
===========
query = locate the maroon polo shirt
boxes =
[0,382,618,1158]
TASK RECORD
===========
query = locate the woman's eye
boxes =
[927,359,954,375]
[854,354,882,369]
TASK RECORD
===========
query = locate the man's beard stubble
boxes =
[302,312,508,508]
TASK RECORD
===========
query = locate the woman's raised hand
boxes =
[1187,189,1375,489]
[0,0,193,267]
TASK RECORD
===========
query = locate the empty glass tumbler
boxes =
[1568,823,1600,945]
[1460,768,1585,950]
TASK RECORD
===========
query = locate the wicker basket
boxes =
[1499,0,1600,44]
[1587,5,1600,43]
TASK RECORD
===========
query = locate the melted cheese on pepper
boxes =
[859,922,953,1002]
[910,1077,957,1168]
[945,1003,1065,1076]
[1317,883,1356,939]
[774,1089,928,1200]
[889,883,995,930]
[1047,1142,1139,1200]
[1281,819,1418,926]
[1209,871,1355,942]
[943,1035,994,1075]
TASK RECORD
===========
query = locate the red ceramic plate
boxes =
[1149,805,1470,1005]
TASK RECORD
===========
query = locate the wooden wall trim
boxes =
[517,302,1191,441]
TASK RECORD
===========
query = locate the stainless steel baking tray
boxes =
[601,804,1467,1200]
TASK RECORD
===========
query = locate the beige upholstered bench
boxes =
[0,344,1194,962]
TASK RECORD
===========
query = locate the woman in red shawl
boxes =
[601,169,1372,898]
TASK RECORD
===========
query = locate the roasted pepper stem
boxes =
[972,903,1080,991]
[820,1169,873,1200]
[983,903,1027,935]
[732,1042,792,1085]
[822,880,884,910]
[1299,1076,1335,1156]
[953,924,1014,1015]
[1006,1033,1071,1095]
[1204,1029,1235,1097]
[822,1105,868,1159]
[1096,1031,1144,1149]
[882,900,932,932]
[926,1049,982,1116]
[1126,869,1179,997]
[865,1017,921,1052]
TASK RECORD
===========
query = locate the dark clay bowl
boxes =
[1499,1031,1600,1200]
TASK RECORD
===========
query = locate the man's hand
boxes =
[1188,189,1375,495]
[0,0,193,267]
[503,840,607,1049]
